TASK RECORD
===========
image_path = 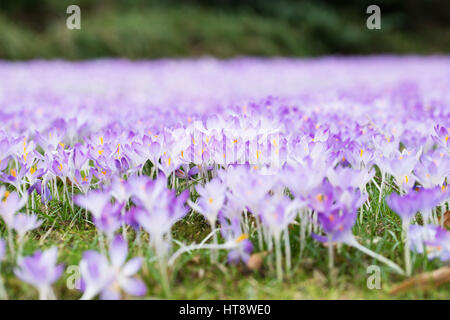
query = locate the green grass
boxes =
[0,167,449,300]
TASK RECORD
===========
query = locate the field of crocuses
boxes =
[0,57,449,300]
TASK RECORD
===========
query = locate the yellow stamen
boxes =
[100,136,104,145]
[236,234,249,243]
[360,149,364,158]
[98,149,104,155]
[208,197,213,204]
[3,191,10,202]
[316,194,324,202]
[10,168,16,178]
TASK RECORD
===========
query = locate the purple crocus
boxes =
[0,191,28,228]
[386,191,422,276]
[189,177,226,227]
[432,124,449,150]
[92,201,124,240]
[13,213,43,239]
[136,187,189,250]
[80,235,146,300]
[312,208,357,245]
[75,190,111,219]
[218,214,253,264]
[386,192,419,223]
[14,247,64,300]
[409,224,450,262]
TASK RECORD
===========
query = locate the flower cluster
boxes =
[0,58,449,298]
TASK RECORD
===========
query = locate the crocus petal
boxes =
[109,235,128,267]
[122,257,143,277]
[121,277,147,297]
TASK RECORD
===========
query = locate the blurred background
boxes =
[0,0,449,60]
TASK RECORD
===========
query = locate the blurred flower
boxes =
[410,224,450,261]
[13,213,43,239]
[14,247,63,299]
[80,235,146,300]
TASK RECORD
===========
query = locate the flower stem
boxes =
[402,221,412,276]
[158,252,171,298]
[284,228,291,276]
[275,235,283,282]
[328,237,335,282]
[351,241,405,276]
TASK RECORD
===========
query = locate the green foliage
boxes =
[0,0,449,60]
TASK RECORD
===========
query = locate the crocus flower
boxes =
[75,190,111,219]
[0,191,28,228]
[13,213,43,239]
[312,208,357,245]
[80,235,146,300]
[432,124,449,151]
[218,214,253,264]
[73,169,95,194]
[92,201,124,240]
[413,151,450,188]
[386,192,419,223]
[386,191,421,276]
[136,188,189,251]
[190,177,226,227]
[14,247,64,300]
[386,148,421,191]
[409,224,450,262]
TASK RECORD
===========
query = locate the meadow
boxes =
[0,57,449,299]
